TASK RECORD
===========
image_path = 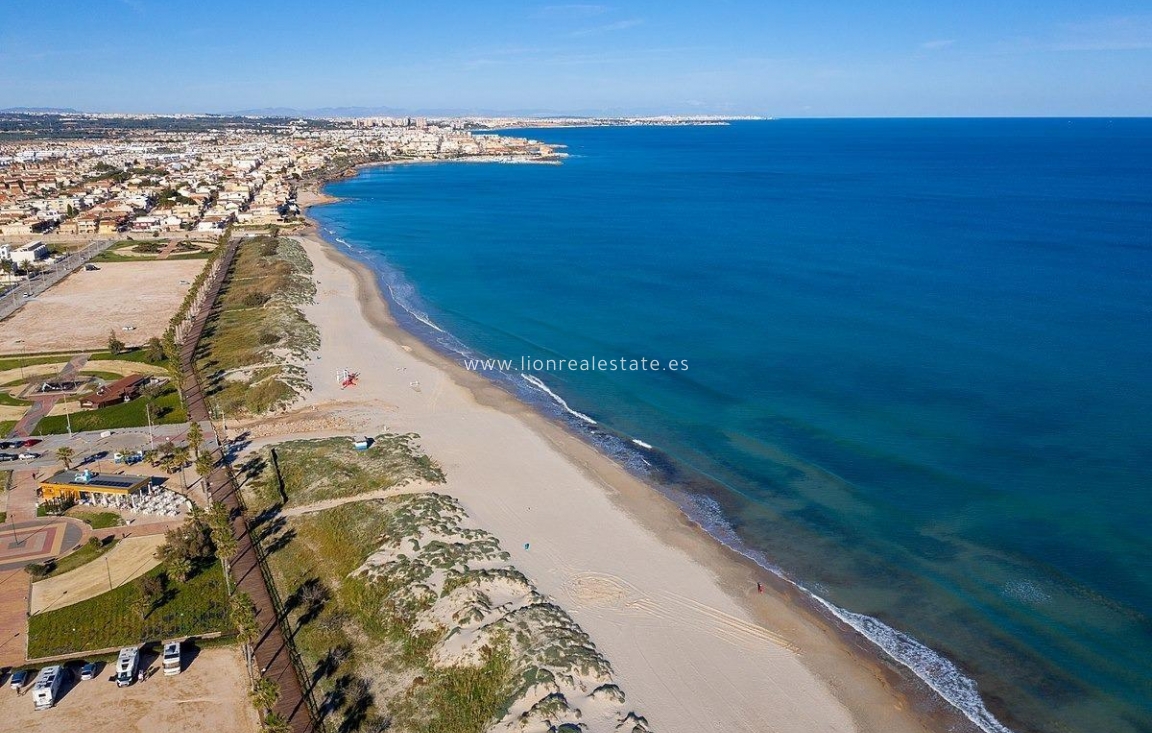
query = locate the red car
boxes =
[21,439,40,447]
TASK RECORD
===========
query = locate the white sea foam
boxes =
[810,597,1014,733]
[679,498,1014,733]
[632,439,654,449]
[520,374,597,425]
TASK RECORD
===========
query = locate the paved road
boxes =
[179,238,315,733]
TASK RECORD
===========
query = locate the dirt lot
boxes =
[0,645,259,733]
[0,260,207,352]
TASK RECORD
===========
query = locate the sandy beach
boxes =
[285,185,956,733]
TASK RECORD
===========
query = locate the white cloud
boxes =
[571,18,644,37]
[920,39,956,51]
[536,4,609,19]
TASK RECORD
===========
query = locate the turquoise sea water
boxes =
[312,120,1152,733]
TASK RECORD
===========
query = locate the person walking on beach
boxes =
[757,582,764,594]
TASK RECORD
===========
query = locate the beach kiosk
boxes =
[39,469,151,507]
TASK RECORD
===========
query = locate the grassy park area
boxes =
[35,383,186,435]
[28,562,231,658]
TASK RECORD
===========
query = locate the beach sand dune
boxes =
[292,231,937,733]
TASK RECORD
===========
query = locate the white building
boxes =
[3,240,49,265]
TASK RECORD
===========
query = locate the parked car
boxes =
[9,669,29,690]
[17,452,38,460]
[21,439,40,447]
[0,454,17,463]
[80,662,98,681]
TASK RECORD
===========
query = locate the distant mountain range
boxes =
[0,107,82,114]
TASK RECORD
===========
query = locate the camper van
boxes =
[161,641,181,676]
[31,665,64,710]
[115,647,139,687]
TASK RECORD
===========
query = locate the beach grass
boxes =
[196,236,317,415]
[251,433,444,508]
[28,561,231,658]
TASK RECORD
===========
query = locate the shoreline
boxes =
[294,183,981,733]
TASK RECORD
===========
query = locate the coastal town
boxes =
[0,114,565,241]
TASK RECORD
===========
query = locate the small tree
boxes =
[145,336,165,362]
[55,446,75,470]
[107,329,126,356]
[133,573,165,619]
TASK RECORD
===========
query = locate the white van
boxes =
[32,665,64,710]
[161,641,181,676]
[115,647,139,687]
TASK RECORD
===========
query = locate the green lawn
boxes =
[0,352,75,373]
[34,385,185,435]
[78,370,125,381]
[69,510,123,530]
[28,562,232,658]
[46,537,118,577]
[0,392,31,407]
[0,348,169,372]
[92,240,213,263]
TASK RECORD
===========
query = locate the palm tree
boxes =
[167,554,193,583]
[55,446,75,470]
[231,592,260,676]
[195,453,215,502]
[186,421,204,458]
[250,677,280,711]
[261,712,291,733]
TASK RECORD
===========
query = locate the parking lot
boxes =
[0,645,259,732]
[1,422,211,473]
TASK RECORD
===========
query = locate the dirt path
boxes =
[31,534,166,614]
[277,482,431,518]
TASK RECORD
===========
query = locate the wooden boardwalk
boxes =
[178,238,317,733]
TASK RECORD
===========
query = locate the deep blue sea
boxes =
[312,120,1152,733]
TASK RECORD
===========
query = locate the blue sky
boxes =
[1,1,1150,116]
